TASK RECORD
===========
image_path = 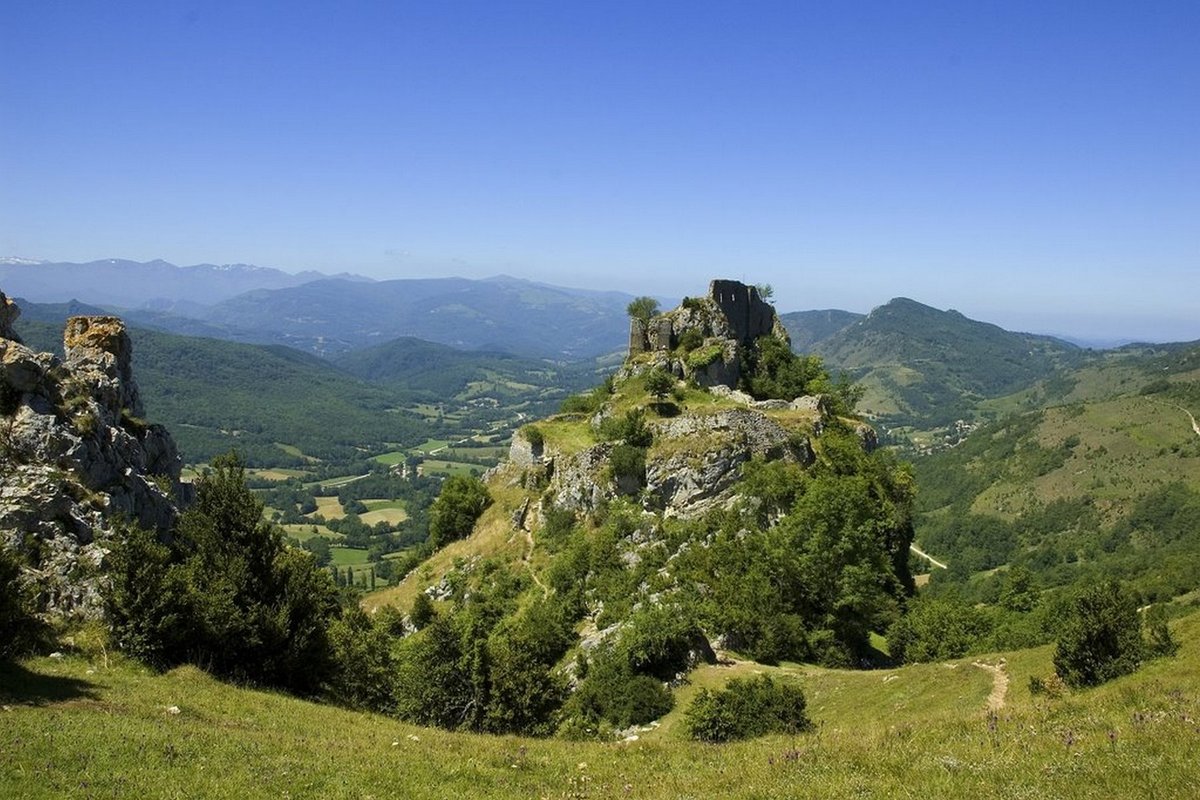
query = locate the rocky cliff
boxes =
[0,291,187,618]
[489,280,873,520]
[627,279,792,389]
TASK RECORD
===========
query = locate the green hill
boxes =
[913,341,1200,599]
[336,335,597,406]
[777,308,863,351]
[4,609,1198,798]
[15,318,431,467]
[812,298,1083,430]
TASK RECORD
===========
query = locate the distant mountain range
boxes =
[5,259,1196,426]
[1,259,640,359]
[0,257,366,307]
[195,275,635,359]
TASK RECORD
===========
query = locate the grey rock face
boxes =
[0,301,186,619]
[625,279,792,391]
[508,429,544,467]
[645,410,812,518]
[547,442,617,513]
[0,291,21,343]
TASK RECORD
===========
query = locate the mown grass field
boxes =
[3,612,1198,799]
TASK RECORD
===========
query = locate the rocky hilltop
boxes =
[628,279,792,387]
[0,291,187,618]
[496,279,872,520]
[378,279,913,702]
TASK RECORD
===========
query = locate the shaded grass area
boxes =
[3,612,1199,798]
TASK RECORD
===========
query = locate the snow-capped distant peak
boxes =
[0,257,47,266]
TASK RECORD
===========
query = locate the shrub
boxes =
[105,453,341,692]
[677,327,703,352]
[685,675,811,742]
[410,592,436,630]
[627,296,660,324]
[428,475,492,549]
[1143,604,1180,658]
[887,595,992,663]
[0,547,46,659]
[609,444,646,486]
[644,368,675,402]
[1053,580,1144,687]
[326,608,397,712]
[568,648,674,728]
[518,424,544,448]
[598,408,652,447]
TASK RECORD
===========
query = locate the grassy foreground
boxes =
[3,614,1199,799]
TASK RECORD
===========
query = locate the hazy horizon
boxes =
[3,3,1196,343]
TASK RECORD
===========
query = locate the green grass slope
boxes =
[913,342,1200,596]
[4,611,1199,799]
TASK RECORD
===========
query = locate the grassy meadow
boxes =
[3,611,1198,798]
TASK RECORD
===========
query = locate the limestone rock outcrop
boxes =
[626,279,792,389]
[0,293,188,618]
[645,409,813,518]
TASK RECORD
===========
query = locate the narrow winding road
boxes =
[909,543,948,570]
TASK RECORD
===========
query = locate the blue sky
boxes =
[1,1,1196,341]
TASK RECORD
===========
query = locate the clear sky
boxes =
[1,1,1196,341]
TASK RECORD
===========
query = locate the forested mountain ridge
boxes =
[15,317,432,466]
[777,308,863,351]
[913,338,1200,602]
[806,297,1085,431]
[197,275,639,358]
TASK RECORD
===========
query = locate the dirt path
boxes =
[1182,405,1200,438]
[523,527,550,597]
[972,660,1009,712]
[1148,398,1200,439]
[909,544,948,570]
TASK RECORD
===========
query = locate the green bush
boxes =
[677,327,703,352]
[0,548,46,660]
[609,444,646,486]
[1053,580,1144,687]
[326,608,397,712]
[105,453,341,692]
[518,424,544,448]
[1143,604,1180,658]
[568,647,674,729]
[887,595,992,663]
[684,675,811,742]
[598,408,652,447]
[428,475,492,549]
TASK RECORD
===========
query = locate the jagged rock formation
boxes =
[627,279,792,389]
[0,292,187,618]
[492,279,876,519]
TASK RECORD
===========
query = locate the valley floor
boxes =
[3,613,1200,799]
